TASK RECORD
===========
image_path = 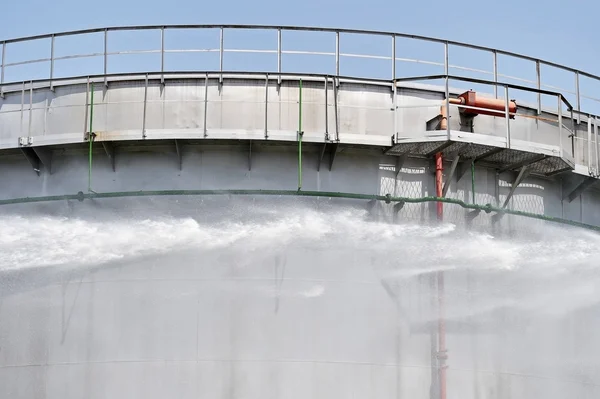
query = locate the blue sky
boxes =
[1,0,599,113]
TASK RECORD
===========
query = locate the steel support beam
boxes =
[317,143,327,172]
[564,176,597,203]
[329,142,339,171]
[175,140,182,171]
[102,141,116,172]
[248,140,252,171]
[442,155,460,197]
[501,166,530,209]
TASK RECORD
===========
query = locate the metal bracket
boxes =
[426,114,444,131]
[102,141,116,172]
[20,147,41,175]
[442,155,460,197]
[563,176,597,203]
[20,146,52,176]
[174,140,182,171]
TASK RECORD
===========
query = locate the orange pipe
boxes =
[457,90,517,118]
[440,105,448,130]
[440,91,518,127]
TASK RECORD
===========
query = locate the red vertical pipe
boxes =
[435,152,447,399]
[435,153,444,218]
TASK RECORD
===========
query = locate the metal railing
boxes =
[1,24,599,118]
[1,24,599,176]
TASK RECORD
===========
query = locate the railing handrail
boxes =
[1,24,598,82]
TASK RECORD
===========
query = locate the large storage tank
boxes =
[1,25,600,399]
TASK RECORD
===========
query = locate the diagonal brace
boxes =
[102,141,116,172]
[329,142,339,171]
[502,166,530,209]
[564,176,597,203]
[442,155,460,197]
[395,154,407,178]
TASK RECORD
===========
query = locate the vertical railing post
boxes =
[1,41,5,98]
[587,115,593,174]
[142,73,148,138]
[391,34,396,81]
[219,27,224,84]
[203,73,208,138]
[333,75,339,141]
[575,71,581,124]
[160,27,165,85]
[571,107,576,157]
[28,81,33,138]
[103,29,108,87]
[335,31,340,84]
[277,28,282,85]
[505,85,511,148]
[84,77,89,136]
[324,75,329,141]
[558,95,563,155]
[445,76,450,140]
[392,34,397,142]
[444,43,450,140]
[493,50,498,99]
[264,73,269,139]
[444,42,449,76]
[393,81,398,143]
[20,82,25,136]
[536,60,541,115]
[594,117,600,175]
[50,35,55,91]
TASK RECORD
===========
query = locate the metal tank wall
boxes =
[1,196,600,399]
[0,77,575,153]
